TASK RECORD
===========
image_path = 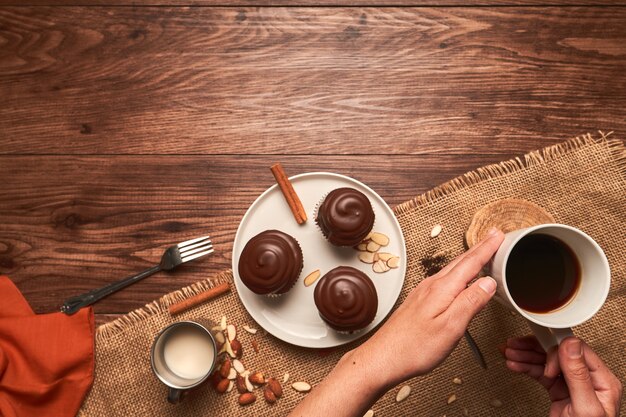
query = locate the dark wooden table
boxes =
[0,1,624,326]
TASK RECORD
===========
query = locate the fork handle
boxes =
[61,265,161,315]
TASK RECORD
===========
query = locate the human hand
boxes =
[351,228,504,388]
[504,335,623,417]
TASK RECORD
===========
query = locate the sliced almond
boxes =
[211,325,223,332]
[304,269,321,287]
[363,232,373,241]
[356,242,368,251]
[283,372,290,383]
[377,252,394,261]
[366,241,381,252]
[220,315,227,331]
[227,380,234,392]
[372,259,390,273]
[227,324,237,341]
[227,368,237,380]
[292,381,312,392]
[447,394,457,404]
[490,399,503,408]
[386,256,400,269]
[225,339,236,358]
[214,331,225,344]
[358,251,376,264]
[363,410,375,417]
[396,385,411,402]
[243,325,258,335]
[370,232,389,246]
[233,359,245,374]
[430,224,443,238]
[452,377,462,385]
[244,375,254,392]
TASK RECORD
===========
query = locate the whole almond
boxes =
[209,371,221,388]
[216,378,230,393]
[219,358,231,378]
[227,324,237,341]
[292,381,311,392]
[263,386,277,404]
[370,232,390,246]
[267,377,283,398]
[236,375,247,394]
[238,393,256,406]
[230,338,243,358]
[249,371,265,385]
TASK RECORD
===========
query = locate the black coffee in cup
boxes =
[506,233,580,313]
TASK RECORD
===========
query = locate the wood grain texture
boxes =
[1,1,624,6]
[1,7,624,154]
[0,154,508,314]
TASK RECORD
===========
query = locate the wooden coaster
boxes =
[465,198,555,247]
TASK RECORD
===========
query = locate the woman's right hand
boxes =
[503,335,622,417]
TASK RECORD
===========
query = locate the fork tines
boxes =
[178,235,213,263]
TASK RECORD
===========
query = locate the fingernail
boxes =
[478,277,497,294]
[565,338,582,358]
[487,227,500,237]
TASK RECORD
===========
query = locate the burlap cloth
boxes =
[78,133,625,417]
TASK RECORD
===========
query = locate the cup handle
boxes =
[526,321,574,352]
[167,388,185,404]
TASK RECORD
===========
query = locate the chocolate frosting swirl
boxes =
[316,188,375,246]
[238,230,303,295]
[314,266,378,332]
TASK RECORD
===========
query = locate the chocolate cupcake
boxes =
[315,187,375,247]
[238,230,303,296]
[313,266,378,333]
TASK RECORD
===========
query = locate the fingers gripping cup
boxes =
[490,224,610,351]
[150,321,217,403]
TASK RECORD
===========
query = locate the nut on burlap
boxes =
[79,133,625,417]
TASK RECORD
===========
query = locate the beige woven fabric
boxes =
[79,133,625,417]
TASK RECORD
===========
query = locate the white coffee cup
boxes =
[490,224,610,351]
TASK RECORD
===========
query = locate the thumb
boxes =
[559,338,604,417]
[446,277,496,333]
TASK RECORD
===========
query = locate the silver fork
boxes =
[61,235,213,315]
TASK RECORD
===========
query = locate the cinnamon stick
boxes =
[168,282,231,315]
[270,163,307,224]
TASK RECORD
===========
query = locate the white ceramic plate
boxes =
[232,172,406,348]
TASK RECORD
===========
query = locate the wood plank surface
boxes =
[0,154,506,314]
[1,1,624,6]
[1,7,624,155]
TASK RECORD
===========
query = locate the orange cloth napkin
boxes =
[0,276,94,417]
